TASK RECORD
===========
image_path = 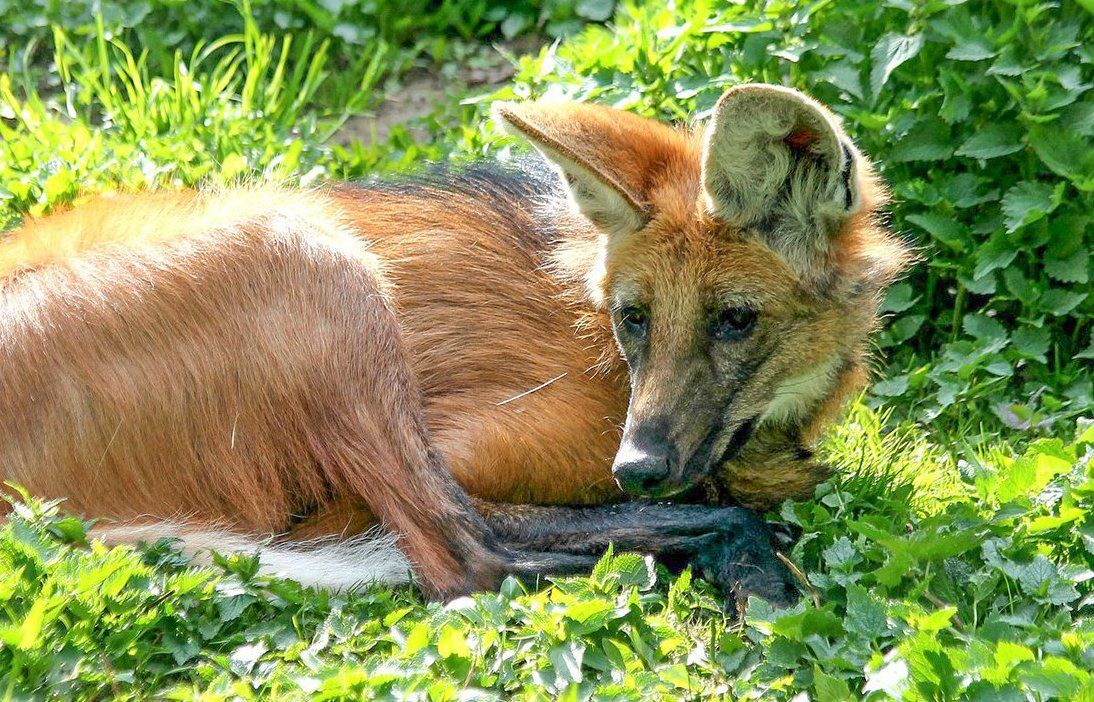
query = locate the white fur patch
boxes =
[760,356,841,426]
[95,522,413,591]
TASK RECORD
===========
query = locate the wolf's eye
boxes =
[619,305,649,339]
[710,307,757,341]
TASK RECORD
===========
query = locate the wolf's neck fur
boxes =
[539,205,624,380]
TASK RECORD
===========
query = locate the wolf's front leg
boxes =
[475,501,799,607]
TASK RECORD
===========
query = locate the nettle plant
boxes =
[0,0,614,59]
[479,0,1092,430]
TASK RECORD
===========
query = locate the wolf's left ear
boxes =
[702,84,862,275]
[493,100,680,236]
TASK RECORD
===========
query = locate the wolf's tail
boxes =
[94,521,413,590]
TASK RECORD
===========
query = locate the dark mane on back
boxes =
[338,155,568,254]
[356,156,562,203]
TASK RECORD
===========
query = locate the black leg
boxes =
[478,500,799,607]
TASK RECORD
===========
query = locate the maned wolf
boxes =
[0,84,911,603]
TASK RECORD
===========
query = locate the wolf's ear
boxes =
[702,84,862,275]
[494,100,678,236]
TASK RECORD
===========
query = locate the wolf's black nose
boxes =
[612,431,678,497]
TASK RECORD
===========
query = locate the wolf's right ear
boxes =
[702,84,863,277]
[493,101,678,236]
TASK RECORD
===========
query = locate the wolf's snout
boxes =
[612,426,679,497]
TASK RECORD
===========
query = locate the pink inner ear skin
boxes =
[784,129,819,152]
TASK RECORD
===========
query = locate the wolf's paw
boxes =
[694,514,801,611]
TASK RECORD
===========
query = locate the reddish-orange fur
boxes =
[0,86,911,594]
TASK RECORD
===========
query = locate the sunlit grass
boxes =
[1,409,1089,699]
[0,9,388,229]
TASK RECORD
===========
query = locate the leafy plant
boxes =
[0,0,615,66]
[1,413,1090,699]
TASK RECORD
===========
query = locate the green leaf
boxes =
[988,47,1024,76]
[975,234,1019,279]
[229,641,268,677]
[963,313,1007,342]
[42,168,75,202]
[436,624,470,660]
[1019,657,1087,698]
[814,668,854,702]
[872,373,910,397]
[1044,249,1090,283]
[906,212,966,249]
[913,607,957,632]
[956,124,1023,159]
[705,18,775,33]
[1016,555,1056,594]
[996,641,1036,669]
[658,663,692,689]
[14,592,48,650]
[766,636,808,667]
[1003,268,1039,301]
[616,553,656,588]
[576,0,614,22]
[891,121,954,162]
[823,537,861,569]
[549,642,586,684]
[1047,213,1089,257]
[943,172,992,208]
[220,152,247,181]
[564,600,614,631]
[404,622,430,655]
[500,12,531,39]
[1040,288,1087,316]
[909,528,981,560]
[881,283,917,313]
[939,75,972,123]
[870,33,924,98]
[1001,181,1058,232]
[772,607,844,639]
[815,61,863,100]
[962,264,999,293]
[845,584,889,638]
[864,656,910,697]
[946,36,996,61]
[1011,327,1051,361]
[1027,125,1094,191]
[889,315,926,344]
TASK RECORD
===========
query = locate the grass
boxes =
[0,0,1091,699]
[2,411,1090,699]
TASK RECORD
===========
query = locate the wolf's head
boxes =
[495,84,912,505]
